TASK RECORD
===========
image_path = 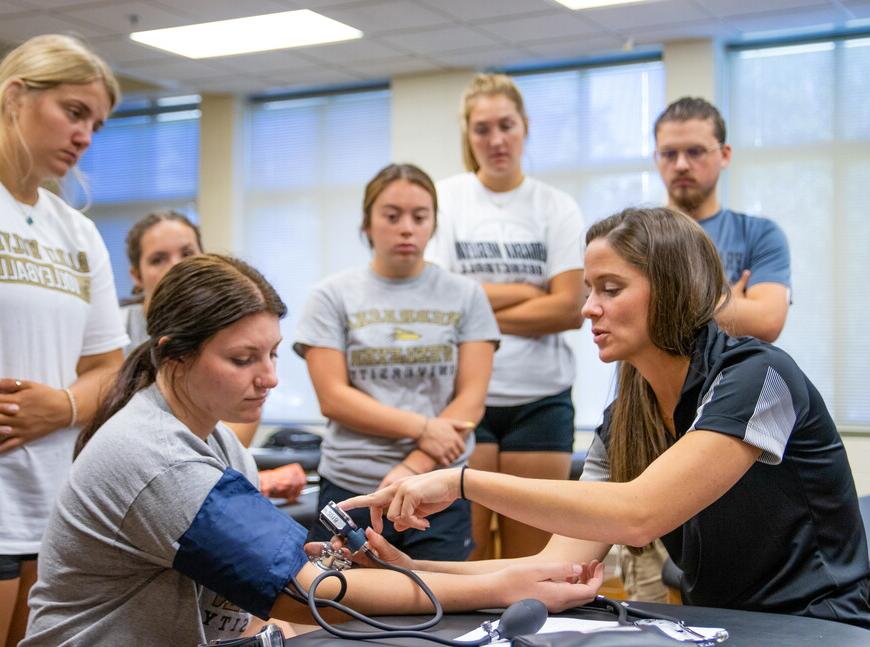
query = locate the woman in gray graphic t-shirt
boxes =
[295,163,500,561]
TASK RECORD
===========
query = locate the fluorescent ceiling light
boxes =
[130,10,362,59]
[553,0,649,9]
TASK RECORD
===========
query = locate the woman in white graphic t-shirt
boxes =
[0,35,127,644]
[427,74,586,560]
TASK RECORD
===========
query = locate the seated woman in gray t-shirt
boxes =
[295,164,500,561]
[121,210,306,501]
[23,254,602,646]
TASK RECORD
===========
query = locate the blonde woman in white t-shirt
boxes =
[427,74,585,560]
[0,35,128,645]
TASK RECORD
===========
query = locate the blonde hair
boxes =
[460,73,528,173]
[0,34,120,116]
[0,35,120,188]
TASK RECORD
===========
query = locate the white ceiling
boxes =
[1,0,868,97]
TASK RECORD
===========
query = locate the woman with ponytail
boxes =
[346,207,870,628]
[23,254,602,646]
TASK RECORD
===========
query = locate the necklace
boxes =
[17,201,35,225]
[2,183,36,225]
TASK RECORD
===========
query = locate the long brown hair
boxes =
[76,254,286,456]
[586,208,727,492]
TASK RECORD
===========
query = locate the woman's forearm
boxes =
[70,349,124,425]
[495,293,583,336]
[483,283,546,311]
[272,563,504,620]
[319,384,425,441]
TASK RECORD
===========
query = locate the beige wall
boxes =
[390,70,473,182]
[197,94,245,254]
[662,39,722,104]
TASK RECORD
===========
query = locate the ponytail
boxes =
[74,341,156,457]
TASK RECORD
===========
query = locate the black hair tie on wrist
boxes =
[460,464,469,501]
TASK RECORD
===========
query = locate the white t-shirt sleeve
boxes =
[81,219,129,356]
[546,192,585,280]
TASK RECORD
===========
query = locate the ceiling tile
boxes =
[521,33,627,60]
[726,6,853,34]
[0,11,107,41]
[580,0,712,31]
[317,0,452,35]
[429,45,539,69]
[297,38,407,65]
[418,0,555,22]
[120,57,230,83]
[381,24,501,54]
[60,1,190,33]
[840,0,870,20]
[89,34,176,65]
[342,54,443,79]
[161,0,290,22]
[262,66,364,89]
[13,0,108,8]
[630,19,738,43]
[209,50,324,74]
[477,12,602,44]
[193,74,282,94]
[694,0,830,19]
[0,2,34,16]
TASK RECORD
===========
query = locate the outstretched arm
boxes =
[344,430,760,548]
[270,558,603,623]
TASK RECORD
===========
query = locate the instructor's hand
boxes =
[340,468,462,532]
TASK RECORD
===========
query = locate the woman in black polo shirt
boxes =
[345,206,870,628]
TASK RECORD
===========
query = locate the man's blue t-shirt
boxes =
[698,209,790,289]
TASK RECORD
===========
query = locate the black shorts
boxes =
[309,476,473,561]
[0,553,37,580]
[475,388,575,453]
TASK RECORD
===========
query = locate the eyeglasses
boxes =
[654,145,722,164]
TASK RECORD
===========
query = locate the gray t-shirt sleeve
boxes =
[578,432,610,482]
[293,281,346,356]
[458,282,500,346]
[117,461,223,566]
[746,219,790,289]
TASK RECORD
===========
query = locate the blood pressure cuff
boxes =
[173,468,308,619]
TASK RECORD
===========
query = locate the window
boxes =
[513,60,666,429]
[243,89,391,422]
[727,37,870,428]
[68,99,201,299]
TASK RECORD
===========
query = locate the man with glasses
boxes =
[654,96,790,343]
[619,97,793,606]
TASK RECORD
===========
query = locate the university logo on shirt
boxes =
[0,229,91,302]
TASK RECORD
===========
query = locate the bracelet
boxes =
[400,462,420,475]
[459,464,469,501]
[416,416,429,440]
[63,388,78,428]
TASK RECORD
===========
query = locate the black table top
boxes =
[284,600,868,646]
